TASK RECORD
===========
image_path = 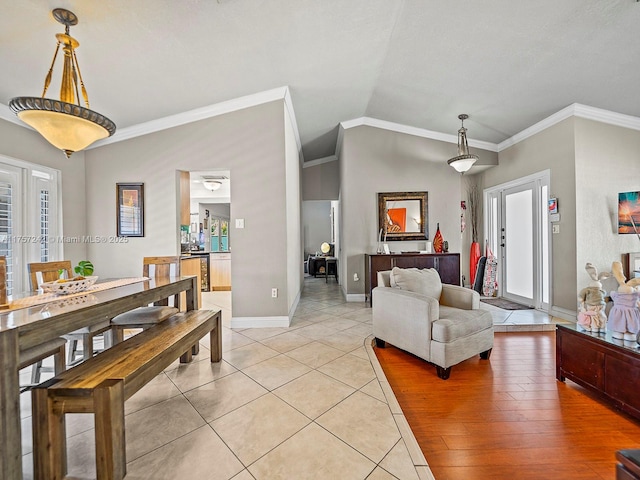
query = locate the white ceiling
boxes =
[2,0,639,161]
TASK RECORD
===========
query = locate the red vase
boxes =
[433,223,443,253]
[470,241,481,286]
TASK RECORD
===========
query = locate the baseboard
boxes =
[346,293,366,303]
[230,316,290,328]
[289,289,301,318]
[550,306,577,322]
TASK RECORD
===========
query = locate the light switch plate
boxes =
[235,219,245,229]
[552,224,560,234]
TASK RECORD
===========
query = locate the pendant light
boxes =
[9,8,116,158]
[447,114,478,174]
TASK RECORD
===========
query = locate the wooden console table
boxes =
[364,253,460,305]
[556,324,640,421]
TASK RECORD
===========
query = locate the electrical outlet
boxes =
[552,224,560,234]
[353,273,359,281]
[271,288,278,298]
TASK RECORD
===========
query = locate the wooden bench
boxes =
[32,309,221,480]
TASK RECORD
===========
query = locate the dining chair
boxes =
[0,257,66,387]
[19,337,66,388]
[27,260,111,365]
[110,256,181,343]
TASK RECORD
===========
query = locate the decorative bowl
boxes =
[40,276,98,295]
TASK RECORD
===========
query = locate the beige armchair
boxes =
[373,268,494,379]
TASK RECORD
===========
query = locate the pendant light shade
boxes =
[447,114,478,174]
[9,8,115,158]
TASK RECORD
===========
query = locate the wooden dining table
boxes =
[0,275,199,480]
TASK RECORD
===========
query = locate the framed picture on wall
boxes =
[618,191,640,236]
[116,183,144,237]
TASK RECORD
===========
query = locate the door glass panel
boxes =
[505,189,533,299]
[541,185,549,304]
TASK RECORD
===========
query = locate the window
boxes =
[0,158,60,294]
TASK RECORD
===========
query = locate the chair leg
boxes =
[111,326,124,345]
[31,360,43,385]
[436,366,451,380]
[480,348,492,360]
[67,339,78,365]
[83,333,95,361]
[54,343,66,375]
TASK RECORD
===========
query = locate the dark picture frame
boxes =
[116,183,144,237]
[378,191,428,241]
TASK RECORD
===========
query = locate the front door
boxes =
[485,171,551,310]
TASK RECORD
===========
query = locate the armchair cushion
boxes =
[390,267,442,300]
[433,306,493,343]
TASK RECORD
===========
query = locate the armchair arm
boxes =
[372,286,439,360]
[440,284,480,310]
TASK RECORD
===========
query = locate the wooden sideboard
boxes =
[365,253,460,305]
[556,324,640,422]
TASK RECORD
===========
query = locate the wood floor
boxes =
[374,331,640,480]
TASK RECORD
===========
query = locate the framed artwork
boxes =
[618,191,640,236]
[116,183,144,237]
[548,197,558,214]
[377,191,428,241]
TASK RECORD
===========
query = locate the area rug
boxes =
[480,297,534,310]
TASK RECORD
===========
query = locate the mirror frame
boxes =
[377,191,428,241]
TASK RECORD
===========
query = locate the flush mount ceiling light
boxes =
[9,8,116,158]
[203,180,222,191]
[447,114,479,174]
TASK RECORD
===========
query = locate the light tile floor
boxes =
[18,278,572,479]
[479,298,572,332]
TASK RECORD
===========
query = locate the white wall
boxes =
[84,100,298,324]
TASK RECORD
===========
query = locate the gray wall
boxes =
[0,119,88,267]
[574,117,640,293]
[284,107,303,315]
[481,118,577,312]
[83,100,300,323]
[339,125,498,297]
[303,201,332,256]
[302,159,339,200]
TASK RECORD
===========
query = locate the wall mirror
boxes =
[378,191,428,241]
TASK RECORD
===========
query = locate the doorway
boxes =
[485,171,550,310]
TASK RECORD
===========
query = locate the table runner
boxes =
[7,277,149,310]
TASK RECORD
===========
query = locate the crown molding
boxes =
[339,116,499,152]
[87,86,299,151]
[497,103,640,151]
[282,86,304,162]
[302,155,337,168]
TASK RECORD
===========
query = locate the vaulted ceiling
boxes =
[1,0,639,161]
